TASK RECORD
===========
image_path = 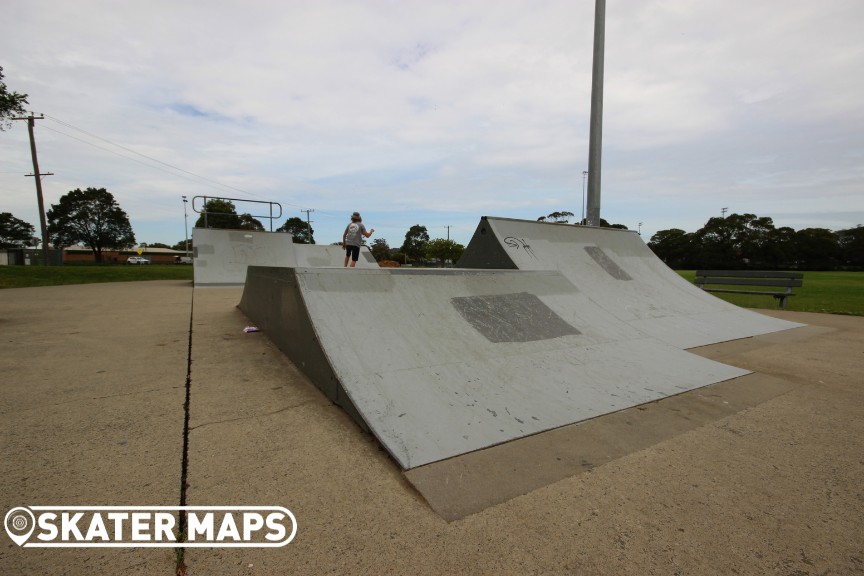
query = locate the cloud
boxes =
[1,0,862,248]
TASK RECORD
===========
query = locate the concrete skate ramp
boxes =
[458,217,804,348]
[239,266,749,469]
[193,228,377,286]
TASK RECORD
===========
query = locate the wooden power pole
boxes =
[13,113,52,265]
[301,209,314,244]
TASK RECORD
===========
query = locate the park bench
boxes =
[694,270,804,309]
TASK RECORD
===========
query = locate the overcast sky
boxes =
[2,0,862,249]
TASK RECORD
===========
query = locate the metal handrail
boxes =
[191,196,283,232]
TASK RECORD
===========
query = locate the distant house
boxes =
[0,245,189,265]
[62,245,187,265]
[0,249,25,265]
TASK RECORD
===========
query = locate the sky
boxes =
[2,0,863,250]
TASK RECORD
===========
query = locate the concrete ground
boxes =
[1,280,862,575]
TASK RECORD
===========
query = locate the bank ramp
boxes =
[193,228,377,286]
[458,217,803,348]
[239,266,749,470]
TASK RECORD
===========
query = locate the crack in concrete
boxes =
[175,287,194,576]
[187,399,318,431]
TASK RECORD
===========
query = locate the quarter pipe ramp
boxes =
[239,266,750,469]
[457,217,803,348]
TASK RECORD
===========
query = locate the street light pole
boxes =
[585,0,606,227]
[182,196,190,256]
[581,170,588,224]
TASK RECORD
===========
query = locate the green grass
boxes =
[0,265,193,289]
[676,270,864,316]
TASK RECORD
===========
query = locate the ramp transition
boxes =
[239,266,750,470]
[457,217,804,348]
[193,228,377,286]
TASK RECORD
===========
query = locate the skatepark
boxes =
[1,220,862,575]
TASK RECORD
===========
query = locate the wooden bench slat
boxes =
[695,278,803,288]
[695,270,804,279]
[702,288,789,296]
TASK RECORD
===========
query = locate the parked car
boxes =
[174,256,193,265]
[126,256,150,265]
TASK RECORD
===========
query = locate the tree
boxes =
[597,218,628,229]
[277,216,314,243]
[690,216,738,269]
[146,242,172,249]
[537,211,574,223]
[765,226,797,269]
[194,199,242,229]
[690,213,775,269]
[548,211,574,223]
[837,225,864,268]
[401,225,430,261]
[47,187,135,263]
[0,66,28,130]
[172,239,191,252]
[425,238,464,266]
[648,229,693,268]
[239,213,265,231]
[0,212,36,248]
[369,238,390,261]
[794,228,840,270]
[646,213,856,271]
[733,214,776,267]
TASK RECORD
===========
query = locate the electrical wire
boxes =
[36,114,430,233]
[41,114,312,210]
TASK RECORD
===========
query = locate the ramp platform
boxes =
[239,266,749,469]
[193,228,377,286]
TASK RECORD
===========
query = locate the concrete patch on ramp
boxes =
[239,266,749,470]
[193,228,377,286]
[458,217,804,348]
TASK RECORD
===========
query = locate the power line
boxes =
[44,115,264,199]
[46,115,255,196]
[41,114,314,209]
[32,115,456,237]
[39,125,219,188]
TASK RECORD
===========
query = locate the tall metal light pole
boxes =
[585,0,606,227]
[581,170,588,224]
[182,196,190,256]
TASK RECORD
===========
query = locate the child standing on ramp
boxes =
[342,212,375,267]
